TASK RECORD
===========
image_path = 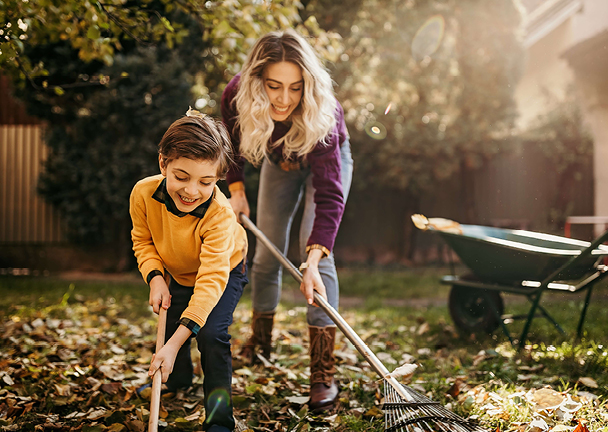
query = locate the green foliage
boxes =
[27,37,206,243]
[1,1,339,249]
[2,0,526,255]
[0,0,183,87]
[334,0,524,195]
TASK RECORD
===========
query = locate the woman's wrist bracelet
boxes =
[305,244,330,258]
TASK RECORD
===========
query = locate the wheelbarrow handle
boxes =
[149,307,167,432]
[239,213,412,402]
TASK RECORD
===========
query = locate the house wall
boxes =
[569,0,608,231]
[569,39,608,233]
[516,0,608,236]
[570,0,608,44]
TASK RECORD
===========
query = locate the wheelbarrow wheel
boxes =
[448,285,504,336]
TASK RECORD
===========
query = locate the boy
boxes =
[130,109,248,431]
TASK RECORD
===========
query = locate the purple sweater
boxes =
[221,74,348,252]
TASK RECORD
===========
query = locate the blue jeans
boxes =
[165,263,248,431]
[252,139,353,327]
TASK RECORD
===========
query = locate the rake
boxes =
[240,214,486,432]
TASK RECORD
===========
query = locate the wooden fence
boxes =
[335,144,594,264]
[0,125,66,244]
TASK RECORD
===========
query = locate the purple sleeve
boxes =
[305,101,348,252]
[221,75,246,185]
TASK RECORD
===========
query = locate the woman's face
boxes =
[263,61,303,121]
[159,155,219,213]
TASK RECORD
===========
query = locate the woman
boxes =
[221,29,353,412]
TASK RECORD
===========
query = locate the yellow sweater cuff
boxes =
[228,181,245,193]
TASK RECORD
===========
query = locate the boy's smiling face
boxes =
[159,155,219,213]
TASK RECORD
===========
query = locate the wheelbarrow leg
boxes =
[517,291,542,350]
[495,310,514,345]
[576,285,594,340]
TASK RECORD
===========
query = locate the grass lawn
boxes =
[0,267,607,431]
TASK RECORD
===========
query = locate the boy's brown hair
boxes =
[158,111,234,179]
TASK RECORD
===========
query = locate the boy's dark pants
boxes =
[165,263,247,431]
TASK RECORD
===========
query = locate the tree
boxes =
[1,0,340,270]
[332,0,524,258]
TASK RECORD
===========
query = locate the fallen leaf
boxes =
[576,377,598,388]
[559,396,582,414]
[417,322,430,335]
[573,421,590,432]
[54,384,71,397]
[285,395,309,404]
[101,382,123,395]
[529,388,564,411]
[86,407,107,420]
[517,374,536,382]
[125,419,145,432]
[575,391,598,402]
[446,378,468,398]
[363,406,383,419]
[386,363,417,380]
[527,418,549,432]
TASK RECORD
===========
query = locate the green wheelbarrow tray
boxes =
[437,225,608,284]
[428,224,608,348]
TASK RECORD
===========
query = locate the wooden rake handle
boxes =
[148,307,167,432]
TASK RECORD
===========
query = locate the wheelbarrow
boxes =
[412,215,608,349]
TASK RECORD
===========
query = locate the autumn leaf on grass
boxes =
[285,395,309,405]
[576,377,598,389]
[386,363,417,382]
[573,421,590,432]
[446,378,469,398]
[528,388,564,411]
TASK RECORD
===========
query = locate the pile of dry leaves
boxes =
[0,294,605,431]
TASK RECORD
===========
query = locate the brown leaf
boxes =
[159,402,169,419]
[363,406,383,419]
[447,378,468,398]
[54,384,71,397]
[577,377,598,388]
[125,419,146,432]
[530,388,564,411]
[573,421,590,432]
[86,376,102,391]
[87,407,108,420]
[101,382,124,395]
[254,377,270,385]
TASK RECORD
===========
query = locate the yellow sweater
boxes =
[130,175,247,327]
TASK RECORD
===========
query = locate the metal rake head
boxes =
[383,381,487,432]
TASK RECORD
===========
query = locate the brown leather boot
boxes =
[308,326,339,411]
[239,311,274,364]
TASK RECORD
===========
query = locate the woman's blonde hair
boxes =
[235,28,337,165]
